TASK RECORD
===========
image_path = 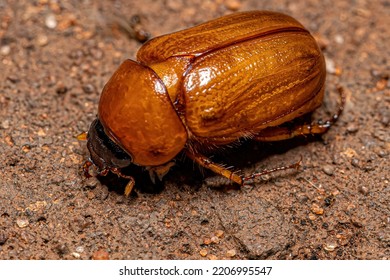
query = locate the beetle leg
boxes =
[243,156,302,183]
[82,160,94,178]
[109,167,136,196]
[255,86,345,141]
[185,150,243,185]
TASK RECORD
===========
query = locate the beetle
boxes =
[80,11,344,195]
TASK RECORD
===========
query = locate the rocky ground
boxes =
[0,0,389,259]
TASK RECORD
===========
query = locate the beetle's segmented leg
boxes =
[185,150,243,185]
[109,167,136,196]
[82,160,94,178]
[255,86,345,141]
[243,156,302,183]
[124,177,136,197]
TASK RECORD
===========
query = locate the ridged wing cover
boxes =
[137,11,325,143]
[137,11,306,64]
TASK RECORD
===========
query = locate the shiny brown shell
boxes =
[98,11,325,166]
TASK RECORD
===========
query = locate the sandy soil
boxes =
[0,0,389,260]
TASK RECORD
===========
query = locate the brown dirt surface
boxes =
[0,0,389,260]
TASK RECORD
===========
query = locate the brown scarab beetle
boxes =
[81,11,344,195]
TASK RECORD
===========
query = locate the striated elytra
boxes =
[82,11,344,195]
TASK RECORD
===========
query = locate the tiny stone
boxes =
[346,124,359,133]
[16,218,29,228]
[322,165,334,176]
[311,203,324,215]
[82,84,95,94]
[199,249,208,257]
[308,213,317,220]
[334,34,344,44]
[0,231,8,245]
[358,185,369,195]
[377,150,387,158]
[92,249,109,260]
[56,82,68,94]
[1,45,11,56]
[324,242,337,252]
[210,236,219,244]
[225,0,241,11]
[72,252,81,258]
[166,0,183,11]
[215,230,224,238]
[208,254,218,260]
[1,119,10,129]
[76,246,84,253]
[7,75,20,83]
[203,238,212,245]
[226,249,236,257]
[325,57,336,74]
[45,14,57,29]
[37,34,49,46]
[87,191,95,200]
[351,158,360,168]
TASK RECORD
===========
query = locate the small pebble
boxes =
[325,57,336,74]
[16,218,29,228]
[226,249,236,257]
[210,236,219,244]
[208,254,218,260]
[92,249,109,260]
[308,213,317,220]
[6,75,19,83]
[37,34,49,46]
[87,191,95,200]
[311,203,324,215]
[0,231,8,245]
[166,0,183,11]
[324,195,335,206]
[1,119,10,129]
[22,145,31,153]
[45,14,57,29]
[56,82,68,94]
[334,34,344,44]
[203,238,212,245]
[215,230,224,238]
[324,242,337,252]
[72,252,81,258]
[76,246,84,253]
[82,84,95,94]
[199,249,208,257]
[358,185,369,195]
[322,165,334,176]
[1,45,11,56]
[351,158,360,168]
[225,0,241,11]
[346,124,359,133]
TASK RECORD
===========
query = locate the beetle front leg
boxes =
[185,150,243,185]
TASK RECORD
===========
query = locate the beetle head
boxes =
[86,118,133,173]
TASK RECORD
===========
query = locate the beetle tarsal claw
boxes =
[124,177,136,197]
[82,160,94,178]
